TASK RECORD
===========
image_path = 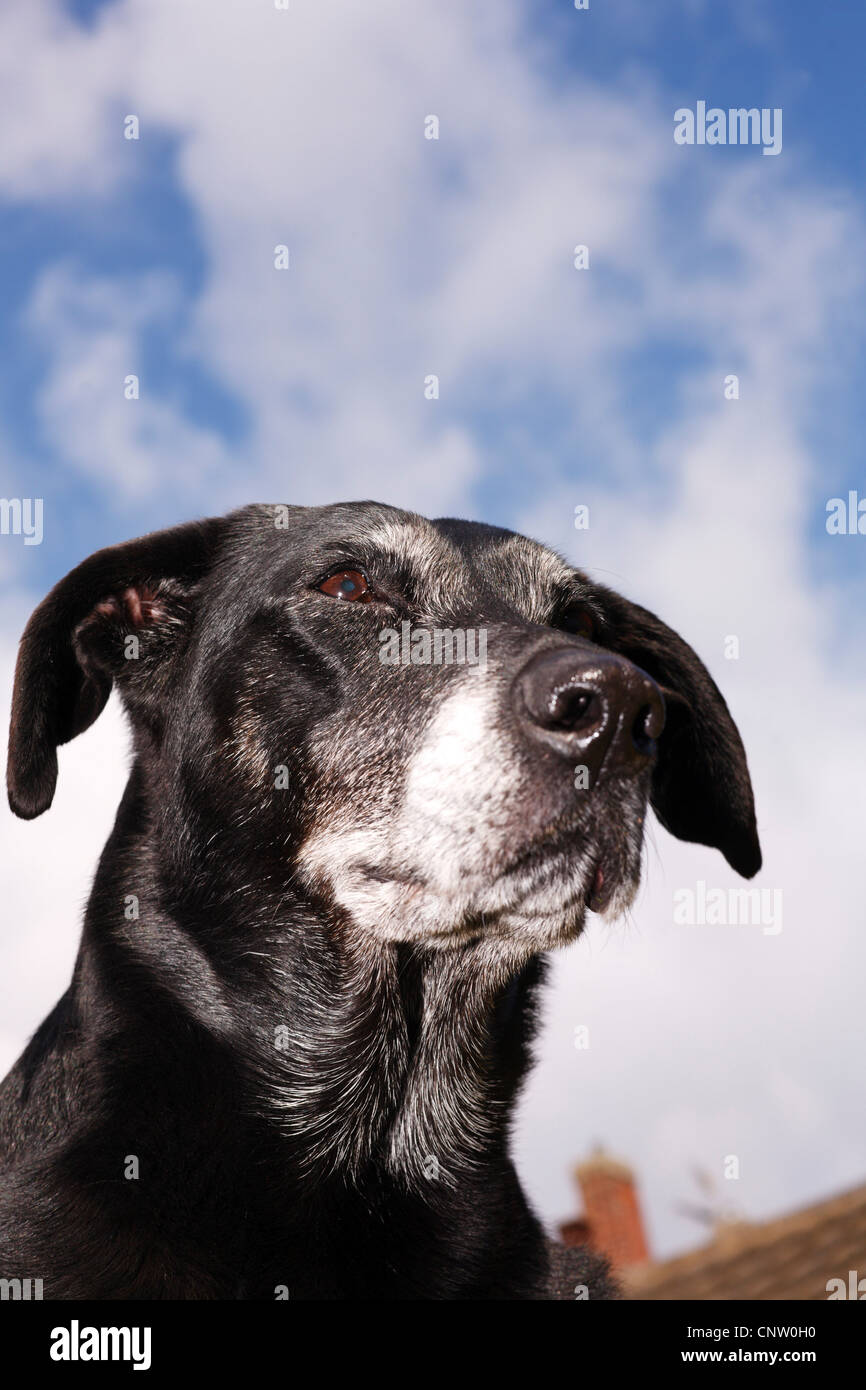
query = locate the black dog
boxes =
[0,503,760,1299]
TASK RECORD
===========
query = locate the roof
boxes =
[625,1182,866,1301]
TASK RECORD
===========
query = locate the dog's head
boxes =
[7,502,760,952]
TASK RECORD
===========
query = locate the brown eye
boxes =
[317,569,373,602]
[561,604,597,641]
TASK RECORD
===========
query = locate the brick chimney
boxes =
[561,1146,650,1271]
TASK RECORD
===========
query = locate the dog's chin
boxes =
[297,778,650,953]
[464,837,644,952]
[335,826,645,954]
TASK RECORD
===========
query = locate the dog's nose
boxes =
[513,647,665,780]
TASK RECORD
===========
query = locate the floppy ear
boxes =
[7,517,227,820]
[595,584,761,878]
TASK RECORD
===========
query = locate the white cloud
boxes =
[0,3,125,197]
[25,263,234,499]
[2,0,678,509]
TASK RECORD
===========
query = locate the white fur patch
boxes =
[297,672,612,949]
[397,673,519,892]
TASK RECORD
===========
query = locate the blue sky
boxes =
[1,0,865,1258]
[1,0,865,600]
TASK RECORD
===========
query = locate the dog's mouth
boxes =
[496,780,653,926]
[304,767,651,948]
[493,800,638,907]
[515,841,630,917]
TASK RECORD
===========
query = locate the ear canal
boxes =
[7,516,227,820]
[594,585,762,879]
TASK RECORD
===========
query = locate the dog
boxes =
[0,502,760,1299]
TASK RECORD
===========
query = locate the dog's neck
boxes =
[263,929,531,1190]
[91,775,542,1196]
[105,841,537,1192]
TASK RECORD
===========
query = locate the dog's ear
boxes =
[594,584,761,878]
[7,517,227,820]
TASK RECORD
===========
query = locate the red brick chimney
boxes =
[560,1146,650,1271]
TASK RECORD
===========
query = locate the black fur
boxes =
[0,503,760,1298]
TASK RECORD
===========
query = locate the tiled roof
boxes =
[626,1183,866,1301]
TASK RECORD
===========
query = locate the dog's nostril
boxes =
[548,685,602,732]
[632,702,660,755]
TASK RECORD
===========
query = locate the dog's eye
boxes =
[317,570,373,603]
[560,604,597,641]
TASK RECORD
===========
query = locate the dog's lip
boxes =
[586,862,614,913]
[501,823,625,914]
[498,823,606,909]
[353,815,636,916]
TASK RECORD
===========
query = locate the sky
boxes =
[0,0,864,1260]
